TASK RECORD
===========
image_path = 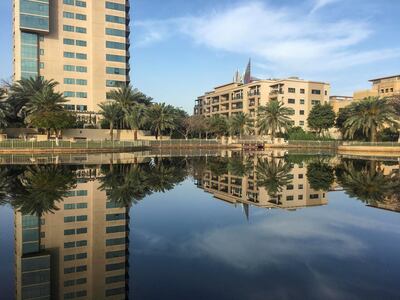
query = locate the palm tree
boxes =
[99,102,123,141]
[257,100,294,141]
[0,88,10,129]
[344,97,400,142]
[256,158,293,201]
[126,104,146,140]
[7,77,58,120]
[230,112,253,139]
[208,115,229,139]
[145,103,175,140]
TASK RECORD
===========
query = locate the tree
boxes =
[230,112,253,139]
[256,158,293,200]
[0,88,10,129]
[257,100,294,140]
[307,103,336,136]
[145,103,175,140]
[6,77,58,122]
[170,107,189,138]
[126,104,146,140]
[208,115,229,139]
[344,97,399,142]
[306,161,334,191]
[24,86,69,138]
[99,102,123,141]
[29,111,76,138]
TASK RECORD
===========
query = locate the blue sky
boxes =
[1,0,400,112]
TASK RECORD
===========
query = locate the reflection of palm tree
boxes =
[11,166,77,216]
[306,161,334,191]
[256,158,293,200]
[148,158,188,193]
[336,160,397,204]
[228,157,254,177]
[0,168,10,206]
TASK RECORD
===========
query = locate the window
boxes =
[300,99,305,104]
[76,215,88,221]
[106,28,126,37]
[39,62,44,69]
[298,184,304,189]
[106,54,126,62]
[64,229,75,235]
[77,105,88,111]
[64,203,75,209]
[76,40,87,47]
[106,275,126,284]
[288,88,296,93]
[106,288,126,297]
[299,121,305,126]
[40,49,44,55]
[76,240,88,247]
[76,27,87,34]
[106,250,126,259]
[106,1,126,11]
[286,185,294,190]
[76,228,87,234]
[63,11,74,19]
[311,89,321,95]
[76,66,87,72]
[106,67,127,75]
[64,0,74,5]
[63,25,74,32]
[63,38,74,45]
[76,1,86,7]
[106,225,127,233]
[75,13,87,20]
[299,110,304,115]
[325,90,328,95]
[298,195,304,200]
[64,65,75,71]
[64,51,75,58]
[64,91,75,97]
[106,80,126,87]
[106,213,126,221]
[106,237,127,246]
[106,15,125,24]
[310,194,319,199]
[64,78,75,85]
[77,203,87,208]
[300,88,305,94]
[76,79,87,85]
[76,53,87,60]
[76,253,87,259]
[288,98,295,104]
[76,265,87,272]
[64,267,75,274]
[64,242,75,249]
[106,41,127,50]
[76,92,87,98]
[64,216,75,222]
[106,262,126,271]
[64,104,75,110]
[286,196,294,201]
[311,100,321,105]
[76,190,88,196]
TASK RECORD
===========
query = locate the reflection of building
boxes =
[13,0,131,120]
[194,71,330,131]
[195,158,327,213]
[15,168,129,299]
[354,75,400,100]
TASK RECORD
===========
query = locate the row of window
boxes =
[288,88,327,95]
[106,275,126,284]
[64,38,87,47]
[64,78,88,86]
[64,91,88,98]
[106,14,126,24]
[64,104,88,111]
[106,40,128,50]
[106,250,127,259]
[106,213,127,221]
[64,277,87,287]
[64,65,87,72]
[64,265,87,274]
[106,27,127,37]
[63,11,87,20]
[285,193,323,201]
[64,227,88,235]
[64,252,87,261]
[63,24,87,34]
[106,80,126,87]
[106,1,126,11]
[63,0,86,7]
[64,240,88,248]
[106,237,128,246]
[65,203,87,210]
[64,215,88,223]
[64,290,87,299]
[106,225,127,234]
[64,51,87,60]
[106,262,126,272]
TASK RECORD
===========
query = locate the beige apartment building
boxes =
[194,77,330,131]
[15,168,129,300]
[354,75,400,100]
[13,0,131,123]
[329,96,353,114]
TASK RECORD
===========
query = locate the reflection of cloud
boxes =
[134,1,400,73]
[188,216,366,271]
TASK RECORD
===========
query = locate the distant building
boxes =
[194,64,330,131]
[329,96,353,113]
[13,0,131,123]
[354,75,400,100]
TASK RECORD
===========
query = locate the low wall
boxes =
[338,145,400,156]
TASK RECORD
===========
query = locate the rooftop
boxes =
[369,75,400,82]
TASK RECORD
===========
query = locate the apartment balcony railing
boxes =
[269,89,284,96]
[232,95,243,100]
[248,90,260,97]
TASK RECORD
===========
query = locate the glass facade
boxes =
[20,0,49,32]
[21,32,39,79]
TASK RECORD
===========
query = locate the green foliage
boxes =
[286,126,334,141]
[98,102,124,140]
[307,103,336,135]
[208,115,229,138]
[229,112,254,138]
[343,97,399,142]
[29,111,76,134]
[306,161,335,191]
[257,100,294,139]
[145,103,176,139]
[256,158,293,197]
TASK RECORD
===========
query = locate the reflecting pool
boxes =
[0,151,399,300]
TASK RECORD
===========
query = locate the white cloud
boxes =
[310,0,340,14]
[134,1,400,74]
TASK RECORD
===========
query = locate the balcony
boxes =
[269,89,284,96]
[248,90,260,97]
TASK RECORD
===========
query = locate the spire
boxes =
[243,58,251,84]
[233,69,242,83]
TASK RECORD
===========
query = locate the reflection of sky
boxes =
[0,205,15,300]
[131,180,400,300]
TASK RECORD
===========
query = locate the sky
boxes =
[1,0,400,112]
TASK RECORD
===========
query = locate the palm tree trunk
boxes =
[110,123,114,141]
[134,129,138,141]
[370,124,377,143]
